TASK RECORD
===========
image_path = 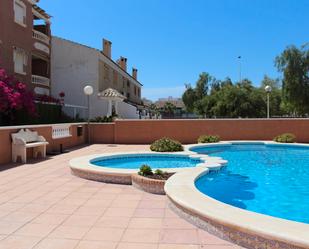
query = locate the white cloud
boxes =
[142,85,186,101]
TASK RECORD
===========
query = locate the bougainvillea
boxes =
[0,67,36,117]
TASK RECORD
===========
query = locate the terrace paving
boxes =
[0,144,244,249]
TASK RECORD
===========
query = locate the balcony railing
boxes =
[32,75,50,87]
[32,29,50,44]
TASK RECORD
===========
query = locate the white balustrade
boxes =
[32,29,50,44]
[32,75,50,87]
[52,124,72,139]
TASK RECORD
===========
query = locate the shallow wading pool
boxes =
[90,154,202,169]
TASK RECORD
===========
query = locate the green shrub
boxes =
[138,165,153,176]
[154,169,164,176]
[197,135,220,143]
[150,137,183,152]
[90,115,114,123]
[273,133,296,143]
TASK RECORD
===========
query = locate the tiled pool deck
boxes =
[0,144,243,249]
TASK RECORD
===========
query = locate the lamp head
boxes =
[265,85,272,93]
[83,85,94,95]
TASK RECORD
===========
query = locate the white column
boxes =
[115,101,119,116]
[107,99,112,116]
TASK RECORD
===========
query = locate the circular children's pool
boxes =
[91,154,203,169]
[192,143,309,224]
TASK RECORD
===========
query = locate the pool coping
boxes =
[69,151,227,184]
[165,141,309,249]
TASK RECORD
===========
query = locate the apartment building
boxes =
[0,0,51,95]
[51,37,143,119]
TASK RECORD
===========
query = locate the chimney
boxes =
[117,56,127,71]
[102,39,112,58]
[132,68,138,80]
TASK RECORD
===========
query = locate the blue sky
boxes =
[41,0,309,100]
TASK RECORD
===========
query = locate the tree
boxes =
[149,103,159,118]
[260,75,283,117]
[182,85,196,113]
[163,102,176,118]
[275,44,309,115]
[195,72,212,99]
[0,68,36,123]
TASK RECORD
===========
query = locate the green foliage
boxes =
[197,135,220,143]
[275,44,309,115]
[0,102,83,125]
[154,169,164,176]
[150,137,184,152]
[273,133,296,143]
[90,115,115,123]
[182,85,196,113]
[163,102,176,117]
[182,73,287,118]
[138,165,153,176]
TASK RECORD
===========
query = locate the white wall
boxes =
[51,37,107,119]
[118,102,139,119]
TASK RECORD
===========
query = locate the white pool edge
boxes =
[165,141,309,248]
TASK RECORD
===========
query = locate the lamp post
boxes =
[83,85,94,144]
[265,85,272,119]
[238,56,242,83]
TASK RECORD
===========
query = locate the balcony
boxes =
[32,75,50,87]
[32,29,50,44]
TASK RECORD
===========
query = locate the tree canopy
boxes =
[182,44,308,118]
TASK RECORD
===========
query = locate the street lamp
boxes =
[265,85,272,119]
[83,85,94,144]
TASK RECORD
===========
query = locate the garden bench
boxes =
[11,129,49,163]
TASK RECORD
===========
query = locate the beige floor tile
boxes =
[62,214,98,227]
[128,218,163,229]
[33,238,79,249]
[117,242,158,249]
[31,213,69,225]
[159,244,199,249]
[121,228,161,243]
[75,240,117,249]
[14,223,57,237]
[94,216,130,228]
[104,207,136,217]
[0,221,25,235]
[84,227,125,241]
[48,225,89,239]
[1,211,39,223]
[73,206,107,216]
[0,235,41,249]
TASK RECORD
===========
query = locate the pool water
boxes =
[91,154,201,169]
[193,144,309,224]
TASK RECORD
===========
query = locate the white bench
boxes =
[11,129,49,163]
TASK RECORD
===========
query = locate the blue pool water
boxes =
[91,154,201,169]
[193,144,309,224]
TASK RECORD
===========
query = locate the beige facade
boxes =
[98,40,142,105]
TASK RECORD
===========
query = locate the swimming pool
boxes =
[192,143,309,224]
[91,154,202,169]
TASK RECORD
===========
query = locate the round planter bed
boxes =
[132,173,173,195]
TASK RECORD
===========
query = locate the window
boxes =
[138,88,141,97]
[13,47,27,74]
[134,86,137,95]
[127,93,130,99]
[113,70,118,85]
[14,0,26,27]
[127,80,130,88]
[104,64,109,80]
